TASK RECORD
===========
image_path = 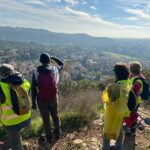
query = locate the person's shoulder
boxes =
[52,66,59,72]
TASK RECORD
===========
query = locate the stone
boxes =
[73,139,84,145]
[91,137,99,143]
[82,143,87,147]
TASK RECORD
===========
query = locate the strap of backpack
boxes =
[133,77,144,84]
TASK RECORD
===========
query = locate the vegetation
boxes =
[1,27,150,149]
[0,79,102,140]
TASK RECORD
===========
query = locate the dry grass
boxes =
[59,89,101,117]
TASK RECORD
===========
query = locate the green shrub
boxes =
[60,111,89,132]
[21,117,43,138]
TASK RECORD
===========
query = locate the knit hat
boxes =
[0,64,15,79]
[40,53,51,64]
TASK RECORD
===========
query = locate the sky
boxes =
[0,0,150,38]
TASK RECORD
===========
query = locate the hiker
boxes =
[31,53,64,142]
[0,64,31,150]
[126,61,150,135]
[129,61,149,107]
[102,62,131,150]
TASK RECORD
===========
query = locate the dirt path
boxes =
[23,111,150,150]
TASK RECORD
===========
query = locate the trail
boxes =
[23,108,150,150]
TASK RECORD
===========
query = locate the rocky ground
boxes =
[23,108,150,150]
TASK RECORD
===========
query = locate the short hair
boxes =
[113,62,129,81]
[129,61,142,74]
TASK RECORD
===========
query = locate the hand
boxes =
[32,104,37,109]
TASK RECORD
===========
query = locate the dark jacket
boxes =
[0,72,24,104]
[31,57,64,106]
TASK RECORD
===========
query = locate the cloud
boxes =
[126,9,150,20]
[0,0,150,38]
[64,0,79,6]
[90,6,96,10]
[24,0,47,6]
[46,0,61,2]
[126,17,138,20]
[81,0,88,5]
[64,7,126,29]
[116,0,150,7]
[113,17,138,21]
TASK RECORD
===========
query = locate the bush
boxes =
[60,111,89,132]
[21,117,43,138]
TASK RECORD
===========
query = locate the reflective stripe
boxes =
[1,105,12,111]
[1,114,20,120]
[0,80,31,126]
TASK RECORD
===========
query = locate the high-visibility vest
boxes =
[102,80,131,139]
[130,76,143,104]
[0,80,31,126]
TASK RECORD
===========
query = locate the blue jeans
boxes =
[102,130,125,150]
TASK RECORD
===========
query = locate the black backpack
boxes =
[133,77,150,100]
[128,89,137,111]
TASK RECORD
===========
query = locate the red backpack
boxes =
[37,71,57,101]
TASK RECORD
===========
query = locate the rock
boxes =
[89,145,99,150]
[91,137,99,143]
[146,144,150,148]
[66,133,75,140]
[83,126,88,131]
[93,118,103,126]
[23,143,29,150]
[73,139,84,145]
[82,143,87,147]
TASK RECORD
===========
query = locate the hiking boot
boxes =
[38,133,53,143]
[38,135,46,142]
[126,132,136,136]
[46,135,53,143]
[138,125,144,131]
[53,129,61,139]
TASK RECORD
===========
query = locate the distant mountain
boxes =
[0,26,113,47]
[1,26,150,61]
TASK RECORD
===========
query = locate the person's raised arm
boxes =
[51,57,64,71]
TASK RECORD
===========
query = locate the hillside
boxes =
[1,26,150,62]
[22,107,150,150]
[0,26,150,150]
[0,26,112,47]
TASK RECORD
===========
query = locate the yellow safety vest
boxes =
[0,80,31,126]
[130,76,143,104]
[102,80,131,139]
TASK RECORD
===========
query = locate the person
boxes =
[129,61,146,107]
[102,62,131,150]
[127,61,149,135]
[31,53,64,142]
[0,64,31,150]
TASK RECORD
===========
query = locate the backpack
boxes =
[127,89,137,111]
[9,84,31,115]
[133,77,150,100]
[37,71,57,101]
[102,83,130,139]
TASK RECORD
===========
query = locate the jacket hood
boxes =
[37,65,53,73]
